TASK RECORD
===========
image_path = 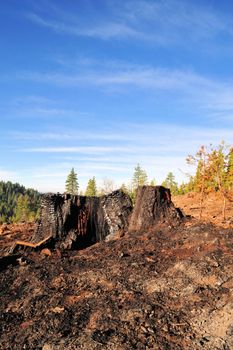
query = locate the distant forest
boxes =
[0,143,232,224]
[0,181,41,224]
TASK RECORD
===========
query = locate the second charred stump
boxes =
[129,186,183,232]
[31,190,133,250]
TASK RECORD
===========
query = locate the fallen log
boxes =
[9,235,53,254]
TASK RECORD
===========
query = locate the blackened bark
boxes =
[129,186,183,232]
[30,186,183,251]
[32,190,132,250]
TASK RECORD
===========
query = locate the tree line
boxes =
[0,181,40,224]
[0,142,232,224]
[65,142,232,216]
[65,164,181,199]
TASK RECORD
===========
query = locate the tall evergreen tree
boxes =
[120,183,128,194]
[150,178,156,186]
[132,164,148,189]
[130,164,148,204]
[13,194,36,222]
[162,172,178,194]
[85,177,97,196]
[65,168,79,195]
[0,180,40,223]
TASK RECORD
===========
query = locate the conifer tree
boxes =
[65,168,79,195]
[13,194,39,222]
[162,172,178,195]
[150,178,156,186]
[85,177,97,196]
[120,183,128,194]
[132,164,148,189]
[0,180,40,223]
[130,164,148,204]
[14,195,29,222]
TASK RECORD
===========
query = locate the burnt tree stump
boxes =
[129,186,183,232]
[31,190,133,250]
[12,186,183,252]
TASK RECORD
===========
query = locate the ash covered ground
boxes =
[0,218,233,350]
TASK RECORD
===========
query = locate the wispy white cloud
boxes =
[34,164,126,178]
[3,1,233,194]
[10,130,136,142]
[15,121,233,165]
[10,120,232,192]
[123,0,233,38]
[25,0,233,44]
[20,65,211,90]
[10,122,233,150]
[20,107,68,116]
[3,95,85,120]
[26,12,143,40]
[19,146,129,154]
[19,62,233,123]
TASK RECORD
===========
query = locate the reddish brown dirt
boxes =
[173,192,233,228]
[0,223,35,253]
[0,216,233,350]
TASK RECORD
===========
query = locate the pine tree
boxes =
[14,195,29,222]
[13,194,38,222]
[0,180,40,223]
[150,178,156,186]
[162,172,178,194]
[85,177,97,196]
[130,164,148,204]
[132,164,148,189]
[120,183,128,194]
[65,168,79,195]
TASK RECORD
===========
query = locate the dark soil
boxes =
[0,218,233,349]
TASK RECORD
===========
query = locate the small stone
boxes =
[42,345,55,350]
[145,305,153,313]
[16,257,27,266]
[41,248,52,256]
[119,252,129,258]
[141,326,148,333]
[147,327,155,334]
[50,306,64,313]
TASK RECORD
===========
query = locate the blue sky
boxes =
[1,0,233,192]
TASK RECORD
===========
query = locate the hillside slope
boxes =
[0,181,40,223]
[0,217,232,350]
[173,192,233,227]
